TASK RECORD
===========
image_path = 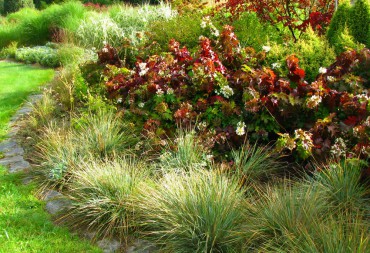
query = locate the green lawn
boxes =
[0,61,101,252]
[0,167,101,253]
[0,61,54,141]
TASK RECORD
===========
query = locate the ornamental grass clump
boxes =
[61,157,149,243]
[36,123,83,189]
[280,213,369,253]
[312,159,369,213]
[73,109,140,158]
[75,12,124,49]
[245,183,328,251]
[231,141,283,182]
[136,170,247,252]
[36,110,140,189]
[158,130,210,173]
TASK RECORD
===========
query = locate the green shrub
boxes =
[148,12,203,53]
[333,25,365,53]
[0,41,18,58]
[0,1,86,48]
[349,0,370,47]
[4,0,34,14]
[0,0,4,15]
[231,12,283,49]
[63,157,149,241]
[267,27,336,82]
[326,1,351,47]
[136,170,247,252]
[15,44,59,67]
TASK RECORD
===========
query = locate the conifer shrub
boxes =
[349,0,370,47]
[4,0,34,14]
[326,0,351,48]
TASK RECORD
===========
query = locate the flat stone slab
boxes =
[43,190,64,201]
[0,155,25,165]
[4,146,24,157]
[97,238,121,253]
[0,140,18,152]
[46,198,72,215]
[9,160,31,173]
[126,240,156,253]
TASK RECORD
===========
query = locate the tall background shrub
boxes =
[349,0,370,47]
[4,0,34,14]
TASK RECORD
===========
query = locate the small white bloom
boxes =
[138,62,149,76]
[102,48,109,53]
[200,21,207,29]
[319,67,327,74]
[271,62,281,69]
[364,116,370,127]
[156,88,164,96]
[167,88,174,95]
[327,76,335,82]
[220,85,234,98]
[103,40,107,45]
[262,45,271,53]
[211,29,220,37]
[306,95,322,108]
[117,97,123,103]
[236,122,246,136]
[138,102,145,108]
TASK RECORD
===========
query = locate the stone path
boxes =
[0,93,155,253]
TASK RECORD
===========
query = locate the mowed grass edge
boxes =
[0,61,54,141]
[0,61,101,252]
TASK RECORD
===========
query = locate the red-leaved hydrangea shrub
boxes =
[97,25,369,167]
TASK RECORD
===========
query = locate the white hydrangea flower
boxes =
[327,76,335,82]
[262,45,271,53]
[220,85,234,98]
[271,62,281,69]
[156,88,164,96]
[306,95,322,108]
[138,62,149,76]
[167,88,174,95]
[319,67,327,74]
[236,121,246,136]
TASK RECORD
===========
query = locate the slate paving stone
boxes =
[4,146,24,157]
[0,155,25,165]
[0,140,18,152]
[126,240,156,253]
[45,198,72,215]
[97,238,121,253]
[8,160,30,173]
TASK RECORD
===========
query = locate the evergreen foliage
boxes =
[4,0,34,14]
[349,0,370,47]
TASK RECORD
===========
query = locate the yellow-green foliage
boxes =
[267,27,336,82]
